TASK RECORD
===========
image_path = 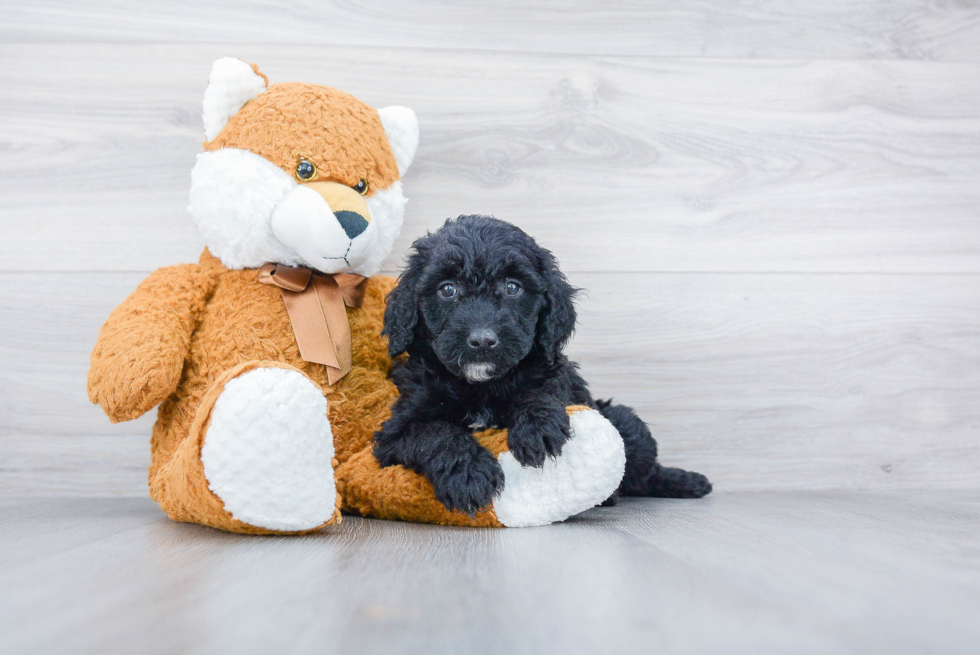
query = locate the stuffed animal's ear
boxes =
[378,106,419,177]
[534,249,578,362]
[382,253,425,358]
[203,58,269,142]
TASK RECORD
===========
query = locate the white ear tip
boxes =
[378,106,419,177]
[203,58,268,142]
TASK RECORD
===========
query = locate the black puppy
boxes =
[374,215,712,513]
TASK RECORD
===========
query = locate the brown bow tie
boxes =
[258,263,368,386]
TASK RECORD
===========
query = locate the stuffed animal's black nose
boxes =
[467,329,498,350]
[335,210,369,239]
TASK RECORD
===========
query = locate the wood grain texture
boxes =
[571,272,980,490]
[2,44,980,274]
[0,435,148,498]
[3,270,977,495]
[1,493,978,654]
[2,1,980,61]
[1,5,979,501]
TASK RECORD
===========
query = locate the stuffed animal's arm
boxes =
[87,264,218,422]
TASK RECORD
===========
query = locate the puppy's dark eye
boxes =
[505,281,522,296]
[438,283,458,299]
[353,179,369,195]
[296,159,317,181]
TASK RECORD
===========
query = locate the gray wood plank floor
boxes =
[2,493,978,655]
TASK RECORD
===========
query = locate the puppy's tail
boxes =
[596,399,712,499]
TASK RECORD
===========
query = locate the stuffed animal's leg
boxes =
[335,450,504,527]
[597,401,713,499]
[488,406,626,526]
[337,406,625,527]
[149,361,340,534]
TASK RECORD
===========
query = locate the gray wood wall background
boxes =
[2,1,979,496]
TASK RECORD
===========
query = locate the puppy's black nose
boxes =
[467,329,498,350]
[334,210,369,239]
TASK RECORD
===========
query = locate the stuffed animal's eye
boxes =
[505,281,523,296]
[438,283,457,299]
[353,179,369,195]
[296,159,317,181]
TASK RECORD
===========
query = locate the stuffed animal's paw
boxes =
[493,407,625,527]
[200,364,339,532]
[430,446,505,514]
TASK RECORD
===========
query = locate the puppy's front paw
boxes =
[508,409,571,468]
[431,447,505,514]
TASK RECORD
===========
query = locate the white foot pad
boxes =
[493,408,626,527]
[201,367,336,531]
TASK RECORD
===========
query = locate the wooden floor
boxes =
[2,492,978,655]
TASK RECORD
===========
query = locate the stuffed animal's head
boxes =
[188,58,419,276]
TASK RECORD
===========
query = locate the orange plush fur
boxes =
[204,83,401,193]
[90,250,505,532]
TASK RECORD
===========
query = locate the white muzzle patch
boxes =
[271,185,377,274]
[188,148,407,276]
[463,363,495,383]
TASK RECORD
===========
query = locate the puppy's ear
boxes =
[383,249,426,358]
[534,246,578,361]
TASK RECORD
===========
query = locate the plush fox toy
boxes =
[87,58,626,534]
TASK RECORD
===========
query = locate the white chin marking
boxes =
[463,363,495,383]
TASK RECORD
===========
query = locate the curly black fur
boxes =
[374,215,712,513]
